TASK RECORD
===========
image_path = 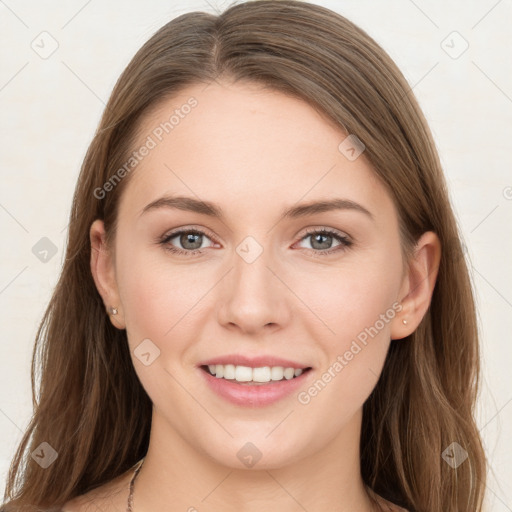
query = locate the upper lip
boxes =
[198,354,312,369]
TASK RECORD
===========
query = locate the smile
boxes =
[202,364,310,383]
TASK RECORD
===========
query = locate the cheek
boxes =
[116,242,222,370]
[115,243,198,344]
[294,293,398,433]
[291,246,402,405]
[293,247,403,345]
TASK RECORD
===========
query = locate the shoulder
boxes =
[387,504,410,512]
[62,469,132,512]
[372,493,410,512]
[379,504,410,512]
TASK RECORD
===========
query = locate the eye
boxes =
[158,226,352,257]
[159,228,216,256]
[295,227,352,255]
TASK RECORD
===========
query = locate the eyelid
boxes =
[160,225,218,244]
[299,225,351,241]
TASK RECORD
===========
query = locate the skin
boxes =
[66,79,440,512]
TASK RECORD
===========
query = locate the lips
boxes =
[197,354,314,407]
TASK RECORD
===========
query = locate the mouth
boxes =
[198,362,314,407]
[196,354,315,406]
[200,364,313,386]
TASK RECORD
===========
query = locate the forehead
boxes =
[118,80,395,225]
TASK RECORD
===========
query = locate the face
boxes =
[95,80,412,470]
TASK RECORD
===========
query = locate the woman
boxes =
[1,1,487,511]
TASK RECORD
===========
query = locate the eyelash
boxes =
[158,226,353,257]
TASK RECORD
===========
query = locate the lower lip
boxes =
[198,366,312,407]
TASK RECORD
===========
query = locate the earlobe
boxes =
[391,231,441,340]
[89,219,126,330]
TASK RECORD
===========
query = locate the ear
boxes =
[90,219,126,330]
[390,231,441,340]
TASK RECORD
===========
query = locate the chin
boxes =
[199,435,306,471]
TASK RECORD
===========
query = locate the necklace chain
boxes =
[126,458,387,512]
[127,457,145,512]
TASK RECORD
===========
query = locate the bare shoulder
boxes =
[372,493,410,512]
[385,502,410,512]
[62,469,132,512]
[388,503,410,512]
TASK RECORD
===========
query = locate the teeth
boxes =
[206,364,306,383]
[270,366,283,381]
[283,367,295,380]
[235,365,253,382]
[223,364,235,379]
[253,366,271,382]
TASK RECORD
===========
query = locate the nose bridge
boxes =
[231,233,277,299]
[218,233,288,331]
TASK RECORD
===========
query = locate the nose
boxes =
[216,243,291,335]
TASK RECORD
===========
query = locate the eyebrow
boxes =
[140,195,374,222]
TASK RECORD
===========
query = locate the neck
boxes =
[131,407,379,512]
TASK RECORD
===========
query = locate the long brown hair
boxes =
[2,1,487,510]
